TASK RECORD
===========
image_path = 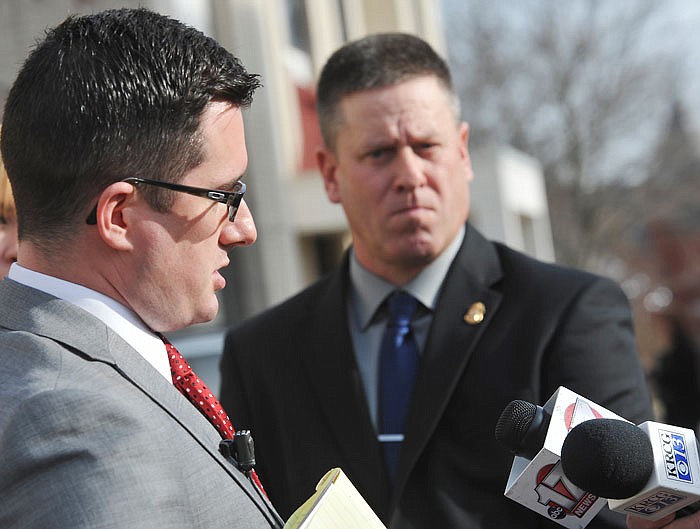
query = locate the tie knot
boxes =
[386,290,418,326]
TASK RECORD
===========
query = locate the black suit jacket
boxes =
[220,224,654,529]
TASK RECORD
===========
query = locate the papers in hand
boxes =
[283,468,387,529]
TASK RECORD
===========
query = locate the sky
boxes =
[439,0,700,137]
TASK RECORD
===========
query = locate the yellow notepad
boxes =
[283,468,387,529]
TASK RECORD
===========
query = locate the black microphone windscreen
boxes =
[495,400,537,451]
[560,418,654,499]
[495,399,548,460]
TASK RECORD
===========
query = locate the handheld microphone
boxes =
[495,387,623,528]
[560,418,700,521]
[495,399,551,460]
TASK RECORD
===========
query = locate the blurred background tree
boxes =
[443,0,694,270]
[441,0,700,425]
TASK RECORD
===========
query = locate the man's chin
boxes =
[395,232,439,256]
[394,245,437,268]
[188,300,220,327]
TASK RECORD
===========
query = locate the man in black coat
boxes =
[220,33,653,529]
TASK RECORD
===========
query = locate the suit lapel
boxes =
[300,259,391,500]
[0,279,277,523]
[390,226,504,503]
[105,336,279,520]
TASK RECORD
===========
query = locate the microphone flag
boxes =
[607,421,700,520]
[502,386,628,528]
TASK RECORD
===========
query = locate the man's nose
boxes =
[221,200,257,249]
[393,148,427,192]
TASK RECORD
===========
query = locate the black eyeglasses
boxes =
[86,177,246,225]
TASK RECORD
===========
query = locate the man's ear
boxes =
[316,145,342,204]
[460,121,474,183]
[93,181,138,251]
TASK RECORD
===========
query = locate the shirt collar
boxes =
[349,225,465,329]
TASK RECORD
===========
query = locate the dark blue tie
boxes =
[379,290,419,480]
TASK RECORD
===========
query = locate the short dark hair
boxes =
[0,8,260,246]
[316,32,458,150]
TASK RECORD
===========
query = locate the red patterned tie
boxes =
[163,339,267,495]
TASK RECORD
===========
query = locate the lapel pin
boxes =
[464,301,486,325]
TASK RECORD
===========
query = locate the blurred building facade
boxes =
[0,0,554,393]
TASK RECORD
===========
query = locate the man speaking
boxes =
[0,8,281,528]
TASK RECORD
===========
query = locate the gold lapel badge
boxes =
[464,301,486,325]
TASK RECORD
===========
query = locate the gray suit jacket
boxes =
[0,279,281,529]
